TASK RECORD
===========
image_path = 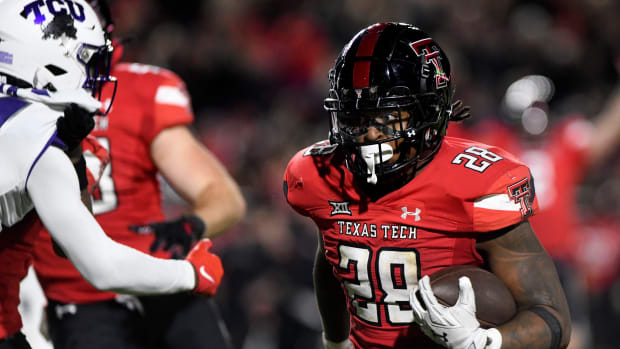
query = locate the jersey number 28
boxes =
[338,243,420,326]
[451,146,503,172]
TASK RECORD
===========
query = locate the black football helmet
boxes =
[324,22,452,185]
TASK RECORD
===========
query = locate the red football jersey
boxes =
[0,212,42,338]
[448,118,590,260]
[33,63,194,304]
[284,137,539,348]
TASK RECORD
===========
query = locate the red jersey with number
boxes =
[448,118,590,260]
[283,137,539,349]
[32,63,194,304]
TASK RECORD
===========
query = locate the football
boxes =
[421,265,517,328]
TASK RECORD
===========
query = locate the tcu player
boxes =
[0,0,224,348]
[283,23,571,348]
[31,1,245,349]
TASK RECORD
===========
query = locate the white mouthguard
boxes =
[359,144,393,185]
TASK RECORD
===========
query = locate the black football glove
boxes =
[129,215,206,259]
[56,103,95,152]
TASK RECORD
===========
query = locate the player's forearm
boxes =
[191,177,246,237]
[496,307,569,349]
[84,237,196,294]
[151,126,246,237]
[589,87,620,167]
[477,222,571,348]
[29,147,196,294]
[314,242,350,342]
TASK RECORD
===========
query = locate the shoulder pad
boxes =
[303,139,338,157]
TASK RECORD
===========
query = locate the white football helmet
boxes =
[0,0,115,101]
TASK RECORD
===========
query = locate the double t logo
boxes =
[508,178,534,218]
[409,38,450,89]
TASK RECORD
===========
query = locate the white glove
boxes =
[322,332,354,349]
[410,276,502,349]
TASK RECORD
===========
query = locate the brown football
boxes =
[420,265,517,328]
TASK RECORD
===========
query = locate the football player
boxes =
[0,1,223,348]
[30,1,245,349]
[283,23,571,348]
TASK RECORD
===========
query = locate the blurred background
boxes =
[20,0,620,348]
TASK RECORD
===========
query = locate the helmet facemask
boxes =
[77,39,117,114]
[328,88,450,185]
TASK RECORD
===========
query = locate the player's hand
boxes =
[56,103,95,151]
[185,239,223,296]
[450,99,471,122]
[410,276,502,349]
[129,215,205,259]
[322,332,353,349]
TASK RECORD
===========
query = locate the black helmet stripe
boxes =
[352,23,387,88]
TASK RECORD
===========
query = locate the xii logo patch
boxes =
[507,177,535,218]
[329,201,352,216]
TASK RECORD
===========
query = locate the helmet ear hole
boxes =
[43,83,57,92]
[45,65,67,76]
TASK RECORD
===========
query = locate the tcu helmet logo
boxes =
[507,178,535,218]
[409,38,450,89]
[21,0,86,25]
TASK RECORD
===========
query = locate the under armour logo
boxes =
[430,329,449,344]
[406,129,416,138]
[401,207,421,221]
[329,201,352,216]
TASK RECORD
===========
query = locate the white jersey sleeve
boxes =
[0,98,58,230]
[27,132,196,295]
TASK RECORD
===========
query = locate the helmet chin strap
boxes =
[359,143,393,185]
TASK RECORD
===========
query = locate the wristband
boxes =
[529,306,562,349]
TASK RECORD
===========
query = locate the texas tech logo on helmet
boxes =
[409,38,450,89]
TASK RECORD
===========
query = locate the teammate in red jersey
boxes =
[30,2,246,349]
[283,23,571,349]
